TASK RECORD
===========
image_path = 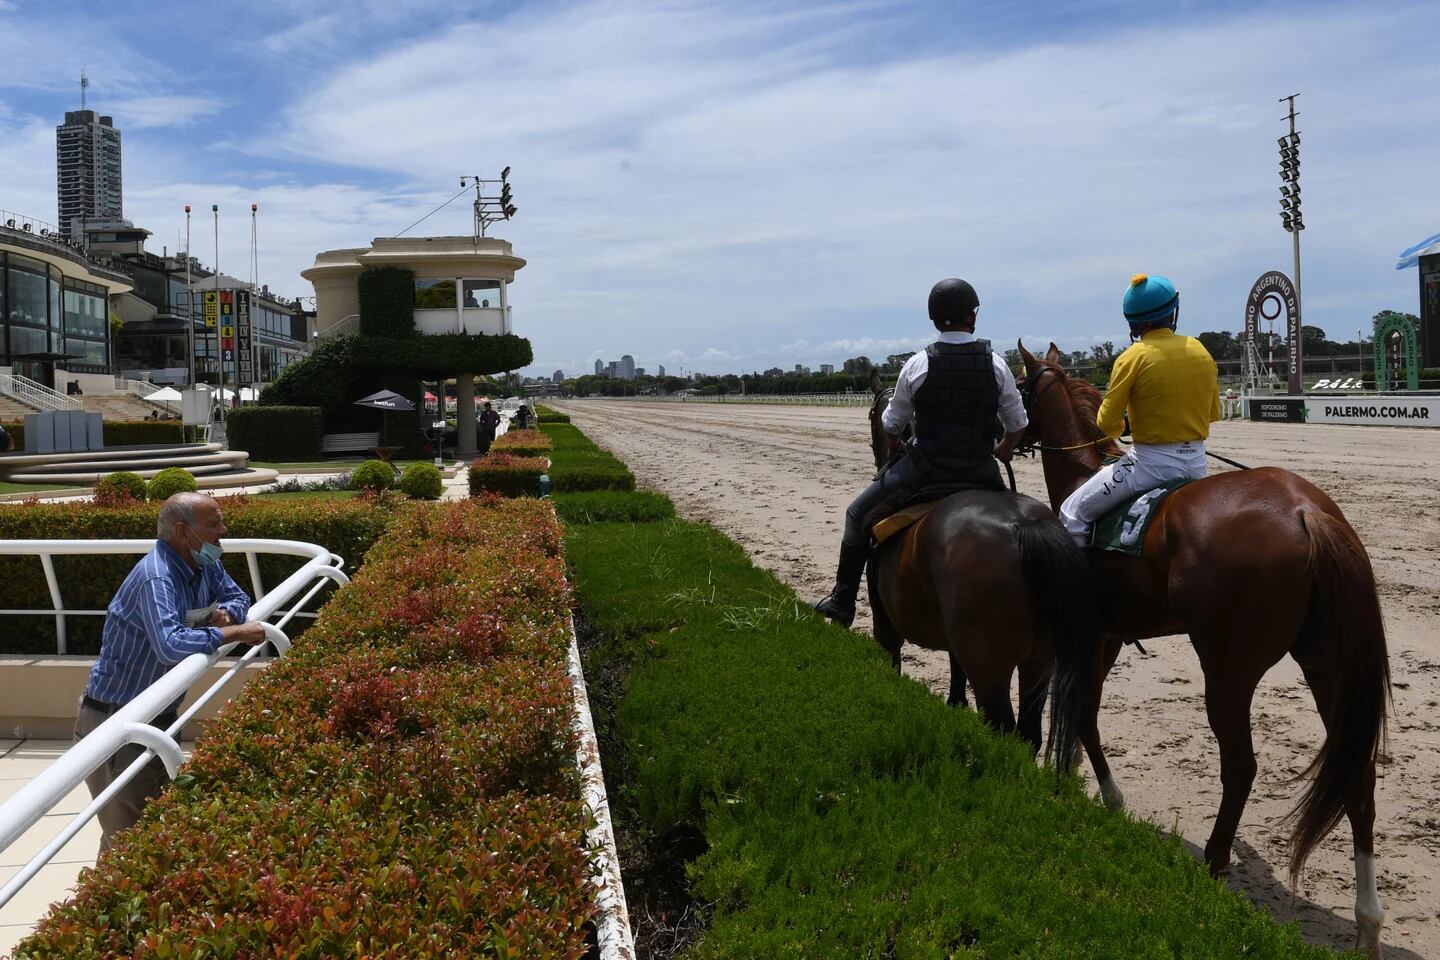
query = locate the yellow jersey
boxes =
[1097,329,1220,444]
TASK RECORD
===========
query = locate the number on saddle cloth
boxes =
[1090,479,1194,556]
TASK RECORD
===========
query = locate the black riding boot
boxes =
[814,541,869,628]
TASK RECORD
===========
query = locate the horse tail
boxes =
[1014,517,1102,779]
[1287,508,1392,883]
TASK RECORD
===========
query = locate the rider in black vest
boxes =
[814,278,1029,627]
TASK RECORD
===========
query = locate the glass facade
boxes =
[1,251,113,370]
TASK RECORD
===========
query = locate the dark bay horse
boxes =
[864,376,1101,767]
[1016,342,1391,958]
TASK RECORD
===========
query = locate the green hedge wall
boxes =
[257,336,364,426]
[1,419,184,451]
[537,423,635,492]
[226,406,324,461]
[351,332,533,377]
[468,454,546,498]
[0,497,395,655]
[357,266,417,338]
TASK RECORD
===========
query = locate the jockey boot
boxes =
[814,542,867,628]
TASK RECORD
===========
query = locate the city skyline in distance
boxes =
[0,1,1433,377]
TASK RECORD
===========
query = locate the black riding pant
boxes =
[840,454,1003,553]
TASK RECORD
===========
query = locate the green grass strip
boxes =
[566,514,1347,957]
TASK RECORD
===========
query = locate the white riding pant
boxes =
[1060,441,1208,546]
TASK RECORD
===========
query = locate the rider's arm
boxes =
[1096,348,1139,439]
[991,353,1029,463]
[880,354,924,435]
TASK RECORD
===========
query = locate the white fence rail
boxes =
[665,392,870,406]
[0,374,82,412]
[0,537,350,912]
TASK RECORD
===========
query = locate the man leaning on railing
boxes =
[75,492,266,854]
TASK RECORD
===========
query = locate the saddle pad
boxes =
[872,501,943,545]
[1090,479,1193,556]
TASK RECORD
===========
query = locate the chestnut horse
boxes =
[1016,342,1391,958]
[864,376,1101,767]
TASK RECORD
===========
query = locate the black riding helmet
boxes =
[928,278,980,330]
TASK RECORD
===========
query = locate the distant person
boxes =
[0,421,10,452]
[147,410,159,420]
[464,291,478,307]
[479,401,501,454]
[514,403,533,430]
[75,493,266,854]
[481,299,490,308]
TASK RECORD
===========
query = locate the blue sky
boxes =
[1,0,1434,376]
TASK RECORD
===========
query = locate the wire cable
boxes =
[392,182,474,238]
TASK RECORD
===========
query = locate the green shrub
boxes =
[17,500,593,957]
[399,462,444,500]
[146,467,198,500]
[0,497,394,654]
[534,405,570,424]
[227,406,324,461]
[551,490,674,524]
[548,457,634,493]
[350,332,533,377]
[468,453,546,498]
[0,419,184,451]
[350,459,395,492]
[93,471,147,505]
[357,266,417,338]
[491,429,553,457]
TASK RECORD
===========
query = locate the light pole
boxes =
[184,205,194,386]
[1278,95,1304,384]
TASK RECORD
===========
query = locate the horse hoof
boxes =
[1099,775,1125,812]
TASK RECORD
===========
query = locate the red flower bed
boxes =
[17,499,595,959]
[491,428,554,457]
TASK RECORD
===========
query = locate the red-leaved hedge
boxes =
[491,429,554,457]
[469,452,547,498]
[16,498,595,959]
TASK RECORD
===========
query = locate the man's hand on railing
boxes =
[218,621,268,646]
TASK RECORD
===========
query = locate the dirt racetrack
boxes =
[551,398,1440,959]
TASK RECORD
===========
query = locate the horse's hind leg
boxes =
[1197,647,1264,875]
[1296,661,1383,957]
[971,674,1017,738]
[1016,654,1050,755]
[868,569,903,672]
[1080,635,1125,811]
[946,647,969,708]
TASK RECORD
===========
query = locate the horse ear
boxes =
[870,369,884,395]
[1045,342,1063,368]
[1017,340,1041,373]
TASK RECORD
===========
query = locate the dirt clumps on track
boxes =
[552,398,1440,959]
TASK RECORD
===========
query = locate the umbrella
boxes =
[423,391,438,402]
[146,386,182,415]
[354,389,416,446]
[239,386,260,402]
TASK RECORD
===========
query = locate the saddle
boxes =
[866,482,1001,546]
[1089,479,1193,556]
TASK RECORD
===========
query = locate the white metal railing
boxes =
[605,392,872,406]
[0,537,350,912]
[0,373,83,411]
[115,376,161,400]
[296,313,359,358]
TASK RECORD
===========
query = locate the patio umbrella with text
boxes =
[354,389,416,446]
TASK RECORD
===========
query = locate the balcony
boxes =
[414,305,509,337]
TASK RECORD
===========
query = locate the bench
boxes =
[320,432,381,456]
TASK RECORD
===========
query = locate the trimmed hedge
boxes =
[568,519,1335,959]
[226,406,324,462]
[492,429,554,457]
[537,422,635,492]
[535,404,570,424]
[146,467,198,500]
[17,499,594,958]
[1,419,183,451]
[399,462,444,500]
[351,332,533,377]
[469,453,546,498]
[0,497,394,655]
[357,265,418,338]
[350,459,395,492]
[551,490,674,524]
[94,472,146,506]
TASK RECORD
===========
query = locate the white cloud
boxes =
[107,96,222,129]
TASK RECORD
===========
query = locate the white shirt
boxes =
[881,330,1028,436]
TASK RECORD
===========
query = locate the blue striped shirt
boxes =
[85,540,251,707]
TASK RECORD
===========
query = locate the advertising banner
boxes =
[1247,397,1306,423]
[1307,397,1440,428]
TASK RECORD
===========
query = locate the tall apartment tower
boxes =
[56,110,123,240]
[594,358,603,376]
[620,354,636,380]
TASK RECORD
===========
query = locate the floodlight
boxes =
[500,166,511,181]
[504,204,517,219]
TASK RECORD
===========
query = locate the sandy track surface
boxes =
[552,398,1440,958]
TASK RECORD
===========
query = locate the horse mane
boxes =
[1062,372,1104,427]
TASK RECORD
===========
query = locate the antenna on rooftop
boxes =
[80,70,88,110]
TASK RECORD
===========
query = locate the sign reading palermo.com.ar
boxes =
[1246,395,1440,428]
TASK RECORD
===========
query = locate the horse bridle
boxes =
[1014,366,1113,457]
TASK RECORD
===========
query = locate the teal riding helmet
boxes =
[1122,273,1179,335]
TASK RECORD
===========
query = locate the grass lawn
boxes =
[0,480,83,494]
[249,459,442,471]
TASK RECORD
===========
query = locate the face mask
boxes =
[188,530,224,567]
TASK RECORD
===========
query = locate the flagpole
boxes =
[213,204,224,422]
[184,205,194,387]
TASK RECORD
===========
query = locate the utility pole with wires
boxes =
[462,167,517,238]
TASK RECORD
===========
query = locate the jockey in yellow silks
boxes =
[1059,274,1221,546]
